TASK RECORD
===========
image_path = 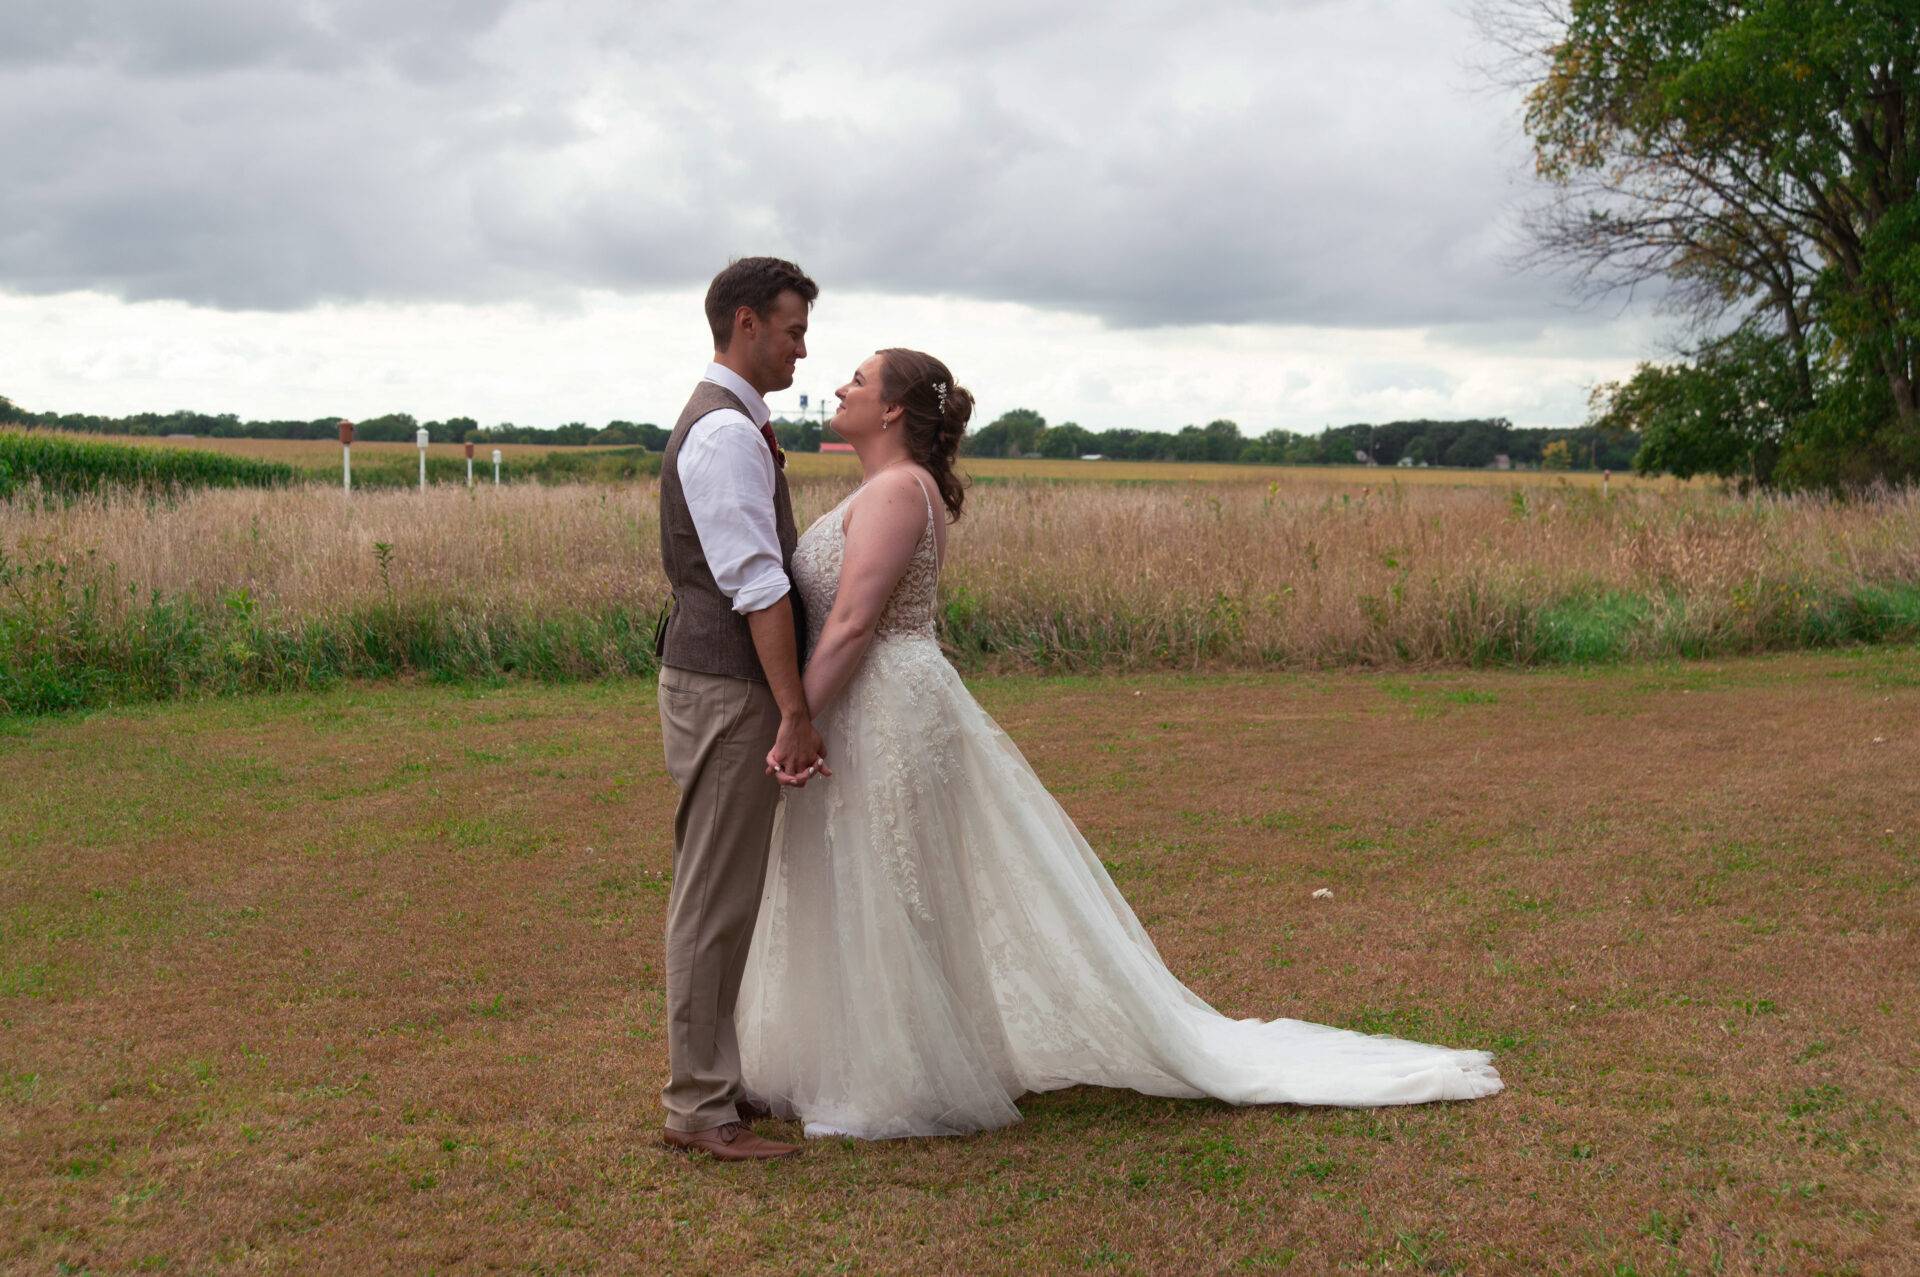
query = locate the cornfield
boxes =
[0,430,295,499]
[1,429,658,495]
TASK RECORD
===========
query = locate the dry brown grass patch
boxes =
[2,650,1916,1271]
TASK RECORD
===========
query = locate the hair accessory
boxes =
[933,381,949,412]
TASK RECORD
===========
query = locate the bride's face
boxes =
[831,354,895,441]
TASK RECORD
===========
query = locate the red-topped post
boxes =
[339,420,354,493]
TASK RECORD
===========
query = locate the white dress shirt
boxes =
[679,361,791,615]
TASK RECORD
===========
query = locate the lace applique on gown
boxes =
[736,476,1502,1139]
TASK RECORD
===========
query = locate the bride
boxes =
[735,349,1503,1139]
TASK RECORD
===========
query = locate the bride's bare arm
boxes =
[800,470,933,718]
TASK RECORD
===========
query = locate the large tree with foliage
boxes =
[1037,422,1094,458]
[1488,0,1920,486]
[1594,328,1800,483]
[962,408,1048,458]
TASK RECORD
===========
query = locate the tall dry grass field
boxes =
[3,473,1916,716]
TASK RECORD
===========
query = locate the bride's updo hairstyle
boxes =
[878,347,972,522]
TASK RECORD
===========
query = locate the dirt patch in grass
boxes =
[2,649,1916,1273]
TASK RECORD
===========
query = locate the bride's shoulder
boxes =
[857,465,936,511]
[844,465,937,538]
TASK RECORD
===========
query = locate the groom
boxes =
[655,257,825,1162]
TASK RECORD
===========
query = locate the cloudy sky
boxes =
[0,0,1670,434]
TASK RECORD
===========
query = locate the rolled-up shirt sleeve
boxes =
[678,410,791,614]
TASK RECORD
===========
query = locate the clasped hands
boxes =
[765,712,832,788]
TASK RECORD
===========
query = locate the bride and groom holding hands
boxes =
[653,257,1503,1162]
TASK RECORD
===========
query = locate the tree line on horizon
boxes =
[946,410,1638,470]
[0,394,1637,472]
[0,397,672,450]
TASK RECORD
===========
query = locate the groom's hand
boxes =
[770,758,830,786]
[767,713,828,787]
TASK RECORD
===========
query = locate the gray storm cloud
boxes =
[0,0,1584,330]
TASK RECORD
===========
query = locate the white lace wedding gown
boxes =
[736,479,1503,1139]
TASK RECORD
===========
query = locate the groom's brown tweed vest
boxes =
[656,380,804,682]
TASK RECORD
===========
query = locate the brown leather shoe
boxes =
[663,1121,799,1162]
[735,1096,774,1123]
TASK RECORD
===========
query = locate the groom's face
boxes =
[741,289,810,394]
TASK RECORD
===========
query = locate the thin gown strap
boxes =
[906,470,934,523]
[906,471,938,565]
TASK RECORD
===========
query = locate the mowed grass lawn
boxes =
[2,651,1915,1273]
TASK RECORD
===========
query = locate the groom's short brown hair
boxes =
[705,257,818,350]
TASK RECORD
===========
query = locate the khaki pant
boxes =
[656,664,783,1132]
